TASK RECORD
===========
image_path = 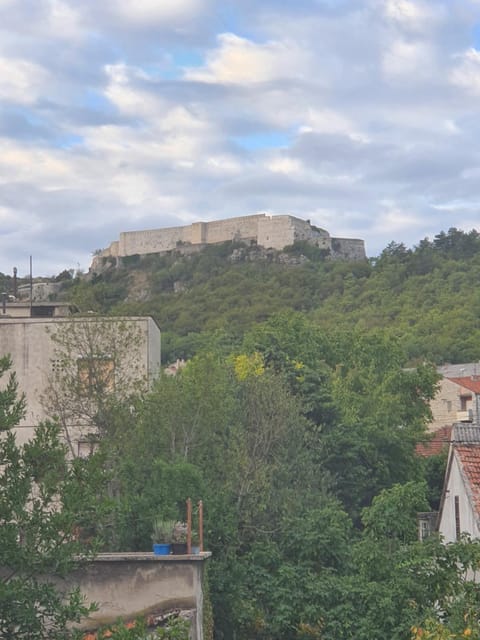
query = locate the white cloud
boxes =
[299,108,368,141]
[205,154,243,174]
[185,33,310,85]
[382,0,444,30]
[267,157,303,176]
[106,0,205,26]
[46,0,84,40]
[382,39,435,78]
[372,205,426,235]
[0,57,50,104]
[450,48,480,95]
[0,0,480,272]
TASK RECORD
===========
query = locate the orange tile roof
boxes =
[455,445,480,519]
[416,425,452,457]
[447,376,480,394]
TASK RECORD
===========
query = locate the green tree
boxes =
[0,355,100,638]
[42,318,146,457]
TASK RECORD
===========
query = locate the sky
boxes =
[1,0,480,276]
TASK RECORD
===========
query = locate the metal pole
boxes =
[29,256,33,317]
[198,500,203,552]
[187,498,192,555]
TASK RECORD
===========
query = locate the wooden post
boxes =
[198,500,203,552]
[187,498,192,554]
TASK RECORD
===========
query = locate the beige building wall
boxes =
[203,214,262,245]
[119,227,185,256]
[257,215,296,249]
[429,378,478,432]
[0,316,161,446]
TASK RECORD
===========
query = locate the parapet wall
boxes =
[56,552,211,639]
[330,238,366,261]
[93,214,365,269]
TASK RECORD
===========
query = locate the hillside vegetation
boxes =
[4,227,480,639]
[62,227,480,365]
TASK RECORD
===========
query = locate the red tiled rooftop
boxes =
[447,376,480,394]
[455,445,480,518]
[416,425,452,457]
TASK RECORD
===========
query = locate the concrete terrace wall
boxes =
[94,214,366,268]
[57,553,211,639]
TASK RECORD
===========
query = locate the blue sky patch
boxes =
[473,23,480,50]
[232,131,291,151]
[57,134,84,150]
[82,90,115,113]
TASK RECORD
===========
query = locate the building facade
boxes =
[92,213,366,270]
[0,307,160,448]
[429,373,480,432]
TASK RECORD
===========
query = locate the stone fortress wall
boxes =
[93,214,366,269]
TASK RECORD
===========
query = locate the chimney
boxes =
[13,266,17,298]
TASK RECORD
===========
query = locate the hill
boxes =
[20,226,480,365]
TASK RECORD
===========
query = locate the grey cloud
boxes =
[1,0,480,273]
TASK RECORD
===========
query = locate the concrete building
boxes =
[63,552,211,640]
[91,213,366,271]
[0,304,161,448]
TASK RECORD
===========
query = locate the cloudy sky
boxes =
[1,0,480,276]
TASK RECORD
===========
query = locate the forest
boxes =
[3,227,480,639]
[53,226,480,365]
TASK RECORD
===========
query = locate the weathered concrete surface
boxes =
[0,316,160,446]
[64,552,211,640]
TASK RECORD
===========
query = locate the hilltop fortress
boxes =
[91,214,366,269]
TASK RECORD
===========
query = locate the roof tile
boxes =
[447,376,480,394]
[455,445,480,519]
[416,425,452,457]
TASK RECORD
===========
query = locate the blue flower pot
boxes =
[153,543,171,555]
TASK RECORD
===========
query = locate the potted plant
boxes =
[151,518,175,555]
[171,521,188,554]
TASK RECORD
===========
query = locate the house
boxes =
[437,424,480,542]
[0,303,161,450]
[429,365,480,431]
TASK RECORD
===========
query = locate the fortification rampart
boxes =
[330,238,366,261]
[92,214,365,271]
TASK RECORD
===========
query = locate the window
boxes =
[460,394,472,411]
[77,356,114,394]
[77,439,99,458]
[417,511,438,541]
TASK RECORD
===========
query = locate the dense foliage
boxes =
[61,312,468,640]
[0,355,105,639]
[58,227,480,364]
[4,227,480,637]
